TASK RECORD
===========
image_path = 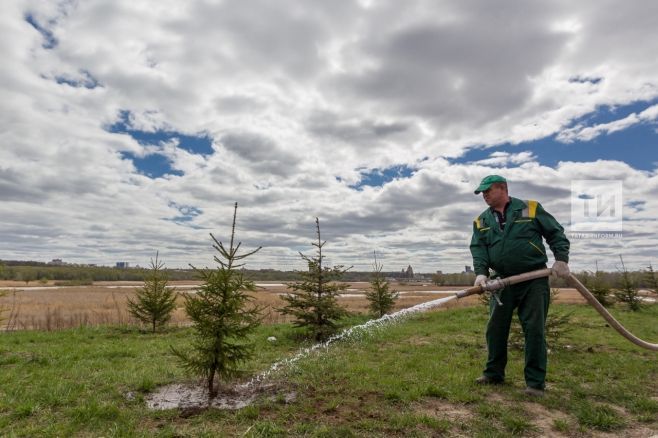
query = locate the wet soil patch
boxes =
[145,381,296,411]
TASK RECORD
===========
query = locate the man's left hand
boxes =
[551,261,570,279]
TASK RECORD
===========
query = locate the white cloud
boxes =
[471,151,538,167]
[1,0,658,273]
[557,104,658,143]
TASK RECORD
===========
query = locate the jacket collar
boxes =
[485,197,525,217]
[508,197,526,210]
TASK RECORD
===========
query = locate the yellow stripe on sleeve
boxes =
[527,200,538,218]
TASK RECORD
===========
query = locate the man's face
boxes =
[482,184,507,207]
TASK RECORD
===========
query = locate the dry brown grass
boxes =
[0,280,584,331]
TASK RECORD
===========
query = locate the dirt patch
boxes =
[487,393,658,438]
[485,392,506,403]
[406,335,433,346]
[592,426,658,438]
[587,403,657,438]
[416,398,474,422]
[145,381,296,411]
[523,401,572,437]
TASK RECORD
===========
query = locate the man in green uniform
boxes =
[469,175,570,396]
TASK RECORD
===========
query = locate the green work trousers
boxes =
[483,277,550,389]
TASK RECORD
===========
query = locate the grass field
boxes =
[1,301,656,437]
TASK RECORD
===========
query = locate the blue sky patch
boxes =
[25,13,57,49]
[568,98,658,127]
[55,70,100,89]
[453,99,658,171]
[627,200,645,212]
[167,202,202,221]
[121,152,183,178]
[109,110,214,155]
[349,164,415,190]
[110,110,213,178]
[162,203,205,228]
[568,76,603,85]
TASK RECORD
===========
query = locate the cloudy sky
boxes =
[2,0,657,273]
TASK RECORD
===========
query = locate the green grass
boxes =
[0,304,656,436]
[574,401,625,431]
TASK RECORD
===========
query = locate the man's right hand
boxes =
[474,275,488,289]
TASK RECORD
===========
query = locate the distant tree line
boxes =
[0,261,432,283]
[431,272,477,286]
[431,268,658,290]
[2,260,657,289]
[0,263,152,283]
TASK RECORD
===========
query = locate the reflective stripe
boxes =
[522,200,538,218]
[475,217,481,229]
[479,227,490,232]
[527,200,537,218]
[529,241,545,255]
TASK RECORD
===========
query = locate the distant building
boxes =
[463,265,473,274]
[400,265,415,279]
[116,262,130,269]
[49,258,64,266]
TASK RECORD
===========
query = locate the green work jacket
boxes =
[469,197,570,277]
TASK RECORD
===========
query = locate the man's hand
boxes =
[551,261,570,279]
[474,275,488,289]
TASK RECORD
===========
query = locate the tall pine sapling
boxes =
[279,218,349,341]
[614,255,643,311]
[365,251,398,318]
[127,252,177,332]
[172,203,263,398]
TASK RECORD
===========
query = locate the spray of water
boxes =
[242,294,458,388]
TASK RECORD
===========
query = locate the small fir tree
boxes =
[127,252,177,332]
[172,203,263,398]
[644,264,658,294]
[365,252,398,318]
[590,273,613,307]
[509,288,574,351]
[279,218,349,341]
[584,269,613,307]
[614,255,643,311]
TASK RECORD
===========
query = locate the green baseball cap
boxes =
[474,175,507,194]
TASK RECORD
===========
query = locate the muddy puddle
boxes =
[145,382,296,411]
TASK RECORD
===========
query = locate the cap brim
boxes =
[474,183,491,194]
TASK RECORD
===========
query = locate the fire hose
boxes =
[454,268,658,351]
